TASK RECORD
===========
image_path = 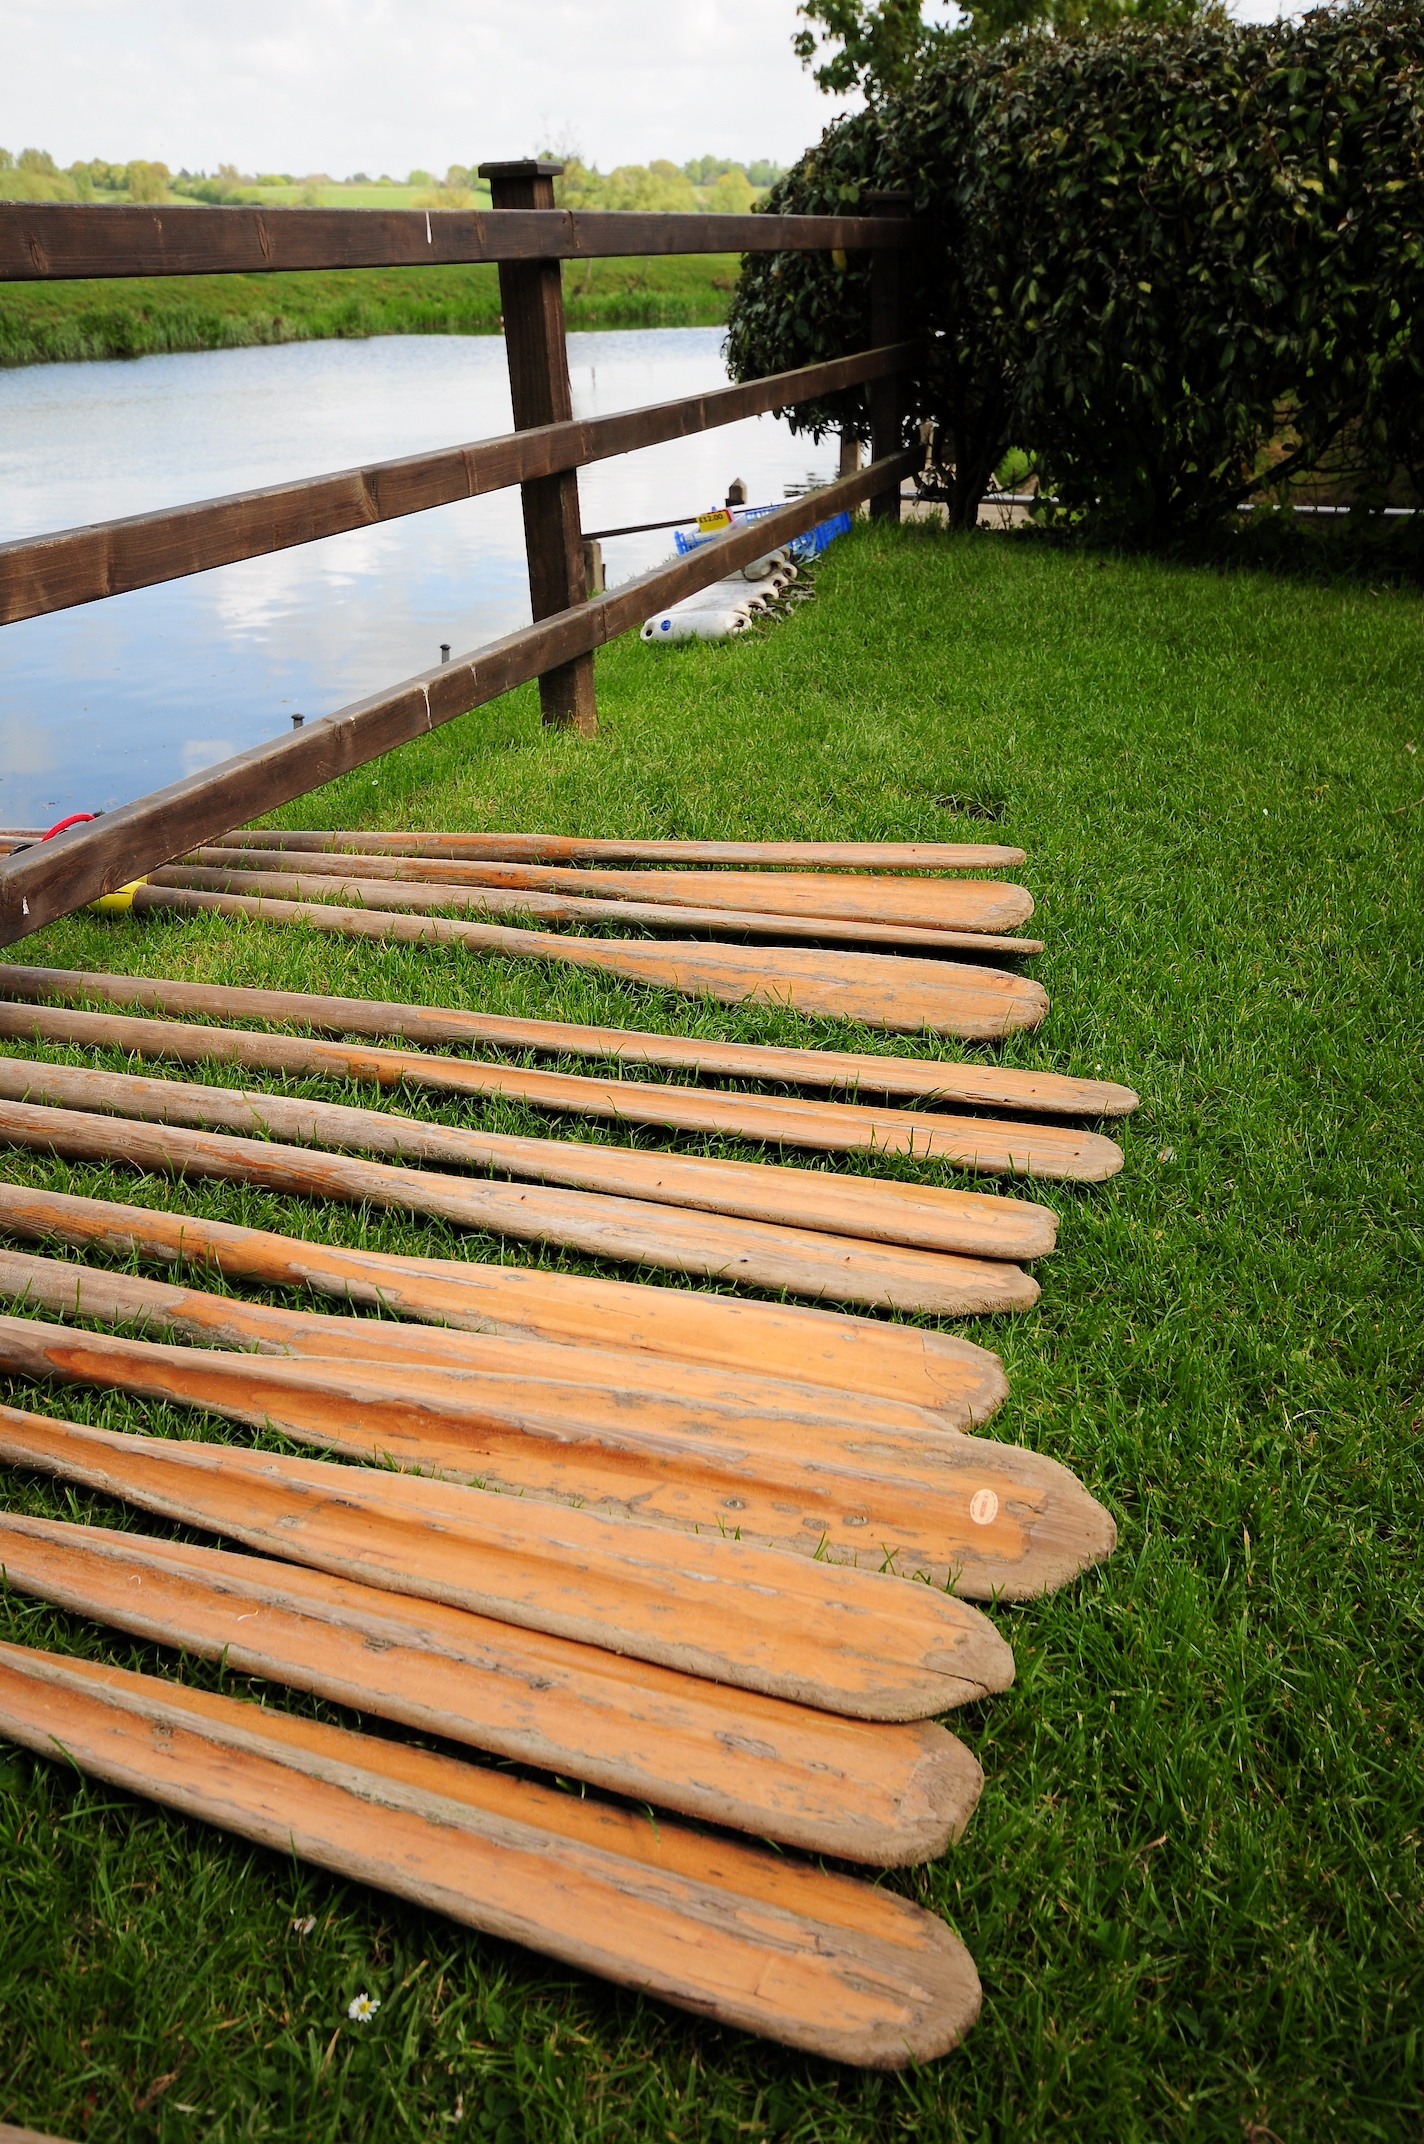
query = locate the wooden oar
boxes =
[0,962,1140,1116]
[230,827,1025,872]
[0,1643,981,2061]
[0,1245,967,1441]
[0,1182,1011,1430]
[197,844,1037,935]
[120,883,1049,1038]
[156,861,1042,958]
[0,980,1128,1181]
[0,1009,1073,1231]
[0,1406,1017,1718]
[0,1091,1038,1316]
[0,1513,983,1863]
[0,1309,1114,1595]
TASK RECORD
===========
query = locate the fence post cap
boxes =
[478,159,565,181]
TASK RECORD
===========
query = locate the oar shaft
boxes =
[0,1180,1010,1429]
[0,1406,1015,1719]
[0,1244,957,1439]
[0,1515,979,1863]
[193,846,1037,934]
[155,862,1041,956]
[0,1002,1072,1230]
[0,1085,1039,1315]
[228,827,1025,871]
[0,988,1121,1182]
[0,1311,1114,1596]
[0,1644,982,2062]
[124,884,1049,1038]
[0,961,1138,1114]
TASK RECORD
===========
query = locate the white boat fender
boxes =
[641,608,752,642]
[673,584,767,615]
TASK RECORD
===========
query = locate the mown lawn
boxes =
[0,254,738,366]
[1,524,1421,2141]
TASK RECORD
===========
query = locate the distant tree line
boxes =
[0,151,786,214]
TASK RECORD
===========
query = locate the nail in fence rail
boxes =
[0,186,916,932]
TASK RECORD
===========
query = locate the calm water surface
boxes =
[0,329,836,824]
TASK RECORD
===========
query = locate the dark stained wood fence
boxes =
[0,166,917,944]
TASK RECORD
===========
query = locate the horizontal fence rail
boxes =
[0,177,919,927]
[0,202,912,282]
[0,342,921,625]
[0,449,918,945]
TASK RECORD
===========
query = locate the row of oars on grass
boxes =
[102,825,1053,1037]
[0,837,1131,2060]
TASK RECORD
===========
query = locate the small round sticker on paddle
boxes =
[969,1488,999,1527]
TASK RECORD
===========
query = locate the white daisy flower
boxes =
[347,1992,380,2024]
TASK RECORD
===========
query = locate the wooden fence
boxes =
[0,164,918,944]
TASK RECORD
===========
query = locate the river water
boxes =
[0,328,838,826]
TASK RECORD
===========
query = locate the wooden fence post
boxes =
[478,159,597,735]
[865,190,912,525]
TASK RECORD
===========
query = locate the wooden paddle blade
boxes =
[0,1643,981,2062]
[192,847,1038,936]
[0,1181,1011,1431]
[0,963,1140,1116]
[0,1246,967,1442]
[0,1091,1040,1316]
[228,827,1025,872]
[0,1514,982,1863]
[127,885,1050,1038]
[156,863,1043,958]
[0,1312,1116,1597]
[0,1005,1072,1236]
[0,1407,1019,1719]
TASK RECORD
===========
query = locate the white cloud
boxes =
[0,0,847,176]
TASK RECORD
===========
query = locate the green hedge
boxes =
[727,1,1424,537]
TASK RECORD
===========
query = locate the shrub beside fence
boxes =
[728,0,1424,539]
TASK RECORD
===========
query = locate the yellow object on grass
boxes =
[87,880,147,915]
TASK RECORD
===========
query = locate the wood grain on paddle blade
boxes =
[0,962,1134,1114]
[194,847,1036,933]
[0,993,1118,1183]
[153,863,1041,957]
[0,1315,1114,1596]
[0,1089,1039,1315]
[0,1246,967,1441]
[0,1642,980,2063]
[125,884,1050,1038]
[0,1008,1068,1236]
[0,1181,1010,1430]
[0,1514,982,1862]
[0,1408,1017,1718]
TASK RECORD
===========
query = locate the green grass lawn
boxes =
[1,526,1421,2141]
[0,256,740,366]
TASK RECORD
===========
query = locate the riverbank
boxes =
[0,255,740,366]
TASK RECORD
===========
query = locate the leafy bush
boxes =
[727,0,1424,537]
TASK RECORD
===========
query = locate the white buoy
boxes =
[640,608,753,643]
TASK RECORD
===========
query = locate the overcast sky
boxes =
[5,0,1307,180]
